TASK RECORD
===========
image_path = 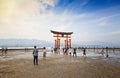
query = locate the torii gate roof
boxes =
[51,30,73,35]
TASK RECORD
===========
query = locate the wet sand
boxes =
[0,50,120,78]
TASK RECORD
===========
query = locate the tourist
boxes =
[73,48,77,56]
[1,48,4,56]
[54,48,57,53]
[5,48,8,56]
[69,48,73,56]
[106,47,109,58]
[63,48,65,53]
[83,48,86,56]
[43,47,46,58]
[62,48,65,53]
[64,48,68,55]
[33,46,38,65]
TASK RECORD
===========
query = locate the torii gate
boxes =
[51,30,73,49]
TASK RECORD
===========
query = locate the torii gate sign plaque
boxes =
[50,30,73,49]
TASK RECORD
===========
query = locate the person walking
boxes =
[1,48,4,56]
[106,47,109,58]
[83,48,86,56]
[64,48,68,55]
[33,46,38,65]
[69,48,73,56]
[73,48,77,56]
[43,47,46,58]
[5,48,8,56]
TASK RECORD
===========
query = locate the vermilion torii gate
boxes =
[51,30,73,49]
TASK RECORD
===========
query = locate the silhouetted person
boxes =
[63,48,65,53]
[5,48,8,56]
[64,48,68,55]
[25,48,28,52]
[1,48,4,56]
[69,52,71,56]
[83,48,86,56]
[106,47,109,58]
[43,47,46,58]
[54,48,57,53]
[73,48,77,56]
[69,48,72,56]
[33,46,38,65]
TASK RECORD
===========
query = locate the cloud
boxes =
[0,8,88,40]
[80,0,90,6]
[0,0,58,40]
[93,14,120,26]
[0,0,120,43]
[0,0,57,23]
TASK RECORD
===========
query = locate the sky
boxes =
[0,0,120,44]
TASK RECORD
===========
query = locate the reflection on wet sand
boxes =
[0,49,120,78]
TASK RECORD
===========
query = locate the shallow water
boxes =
[0,49,120,62]
[0,49,120,78]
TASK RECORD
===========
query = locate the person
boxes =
[33,46,38,65]
[54,48,57,53]
[63,48,65,55]
[62,48,65,53]
[64,48,68,55]
[106,47,109,58]
[83,48,86,56]
[1,48,4,56]
[5,48,8,56]
[43,47,46,58]
[69,48,73,56]
[73,48,77,56]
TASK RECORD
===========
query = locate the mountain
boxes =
[72,41,120,48]
[0,39,53,47]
